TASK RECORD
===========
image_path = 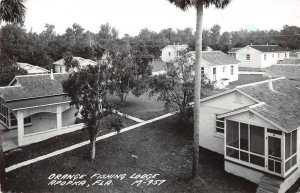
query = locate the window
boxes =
[285,53,287,58]
[230,66,234,75]
[285,130,297,172]
[216,116,224,134]
[272,54,274,58]
[264,54,267,60]
[59,67,62,73]
[246,54,250,60]
[201,67,204,75]
[226,120,239,148]
[223,66,226,72]
[212,68,216,81]
[168,52,171,56]
[278,53,280,57]
[226,121,266,168]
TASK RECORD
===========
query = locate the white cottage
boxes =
[53,57,97,73]
[0,73,83,150]
[199,77,300,193]
[160,44,188,63]
[189,51,239,88]
[236,45,290,68]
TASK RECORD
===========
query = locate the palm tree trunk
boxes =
[0,132,6,188]
[192,1,203,178]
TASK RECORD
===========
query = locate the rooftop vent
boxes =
[50,69,54,80]
[268,76,274,91]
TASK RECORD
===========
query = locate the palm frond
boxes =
[0,0,26,23]
[167,0,231,10]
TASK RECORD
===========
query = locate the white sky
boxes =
[23,0,300,37]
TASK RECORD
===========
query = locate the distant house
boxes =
[198,77,300,193]
[227,47,242,58]
[17,63,49,74]
[235,45,290,68]
[0,73,83,150]
[53,57,97,73]
[188,51,240,88]
[160,44,188,63]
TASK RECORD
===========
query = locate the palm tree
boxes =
[166,0,231,178]
[0,0,26,23]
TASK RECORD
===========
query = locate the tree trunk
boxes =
[0,132,6,189]
[90,137,96,162]
[192,1,203,178]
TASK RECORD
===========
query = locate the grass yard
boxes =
[4,115,137,168]
[3,116,257,193]
[108,92,166,120]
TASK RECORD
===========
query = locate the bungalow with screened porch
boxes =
[0,72,83,151]
[198,77,300,193]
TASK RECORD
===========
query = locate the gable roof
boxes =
[189,51,240,66]
[0,74,69,102]
[238,78,300,132]
[17,63,50,74]
[265,64,300,80]
[201,77,300,132]
[53,57,97,66]
[227,47,242,53]
[249,45,290,53]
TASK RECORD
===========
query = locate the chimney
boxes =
[268,76,274,91]
[50,69,54,80]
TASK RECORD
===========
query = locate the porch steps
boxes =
[256,175,283,193]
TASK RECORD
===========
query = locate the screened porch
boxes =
[225,119,297,178]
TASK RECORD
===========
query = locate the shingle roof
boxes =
[265,64,300,80]
[189,51,240,66]
[0,74,69,102]
[5,95,70,110]
[227,47,242,53]
[237,78,300,132]
[249,45,290,53]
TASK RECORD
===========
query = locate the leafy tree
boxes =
[0,54,27,86]
[148,51,214,121]
[166,0,231,178]
[108,45,150,104]
[62,65,123,161]
[63,51,79,72]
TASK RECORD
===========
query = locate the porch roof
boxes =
[226,78,300,132]
[5,95,70,110]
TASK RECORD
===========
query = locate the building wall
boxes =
[236,46,290,68]
[225,161,264,183]
[54,65,67,73]
[236,47,263,68]
[161,47,176,63]
[199,91,256,154]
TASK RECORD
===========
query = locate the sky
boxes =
[22,0,300,37]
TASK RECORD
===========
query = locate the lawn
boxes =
[107,92,166,120]
[4,115,137,168]
[3,116,258,193]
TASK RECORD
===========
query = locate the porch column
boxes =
[56,105,62,131]
[17,111,24,146]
